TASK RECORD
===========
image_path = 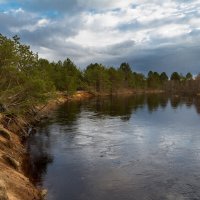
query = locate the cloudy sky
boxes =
[0,0,200,74]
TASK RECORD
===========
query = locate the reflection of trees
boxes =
[56,94,200,124]
[84,95,146,121]
[86,94,200,118]
[82,94,200,116]
[25,126,53,186]
[120,115,131,121]
[56,101,82,125]
[170,96,181,108]
[85,94,170,120]
[194,97,200,114]
[185,97,193,108]
[159,95,169,108]
[169,96,200,114]
[146,94,168,112]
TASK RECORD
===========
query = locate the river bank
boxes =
[89,89,164,97]
[0,91,93,200]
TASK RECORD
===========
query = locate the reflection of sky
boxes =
[28,97,200,200]
[73,102,200,163]
[131,103,200,160]
[67,102,200,199]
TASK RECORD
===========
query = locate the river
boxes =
[26,94,200,200]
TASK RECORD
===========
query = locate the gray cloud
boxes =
[127,45,200,75]
[6,0,131,14]
[16,0,78,14]
[0,0,200,74]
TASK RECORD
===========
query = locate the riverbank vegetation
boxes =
[0,34,200,116]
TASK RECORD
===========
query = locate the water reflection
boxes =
[26,94,200,200]
[26,123,54,185]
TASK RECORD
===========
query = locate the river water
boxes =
[26,94,200,200]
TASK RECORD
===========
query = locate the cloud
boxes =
[0,0,200,74]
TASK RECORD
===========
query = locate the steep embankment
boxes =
[0,116,41,200]
[0,91,93,200]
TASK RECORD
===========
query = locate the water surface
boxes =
[27,94,200,200]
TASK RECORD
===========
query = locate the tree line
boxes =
[0,34,200,114]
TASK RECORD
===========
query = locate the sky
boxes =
[0,0,200,74]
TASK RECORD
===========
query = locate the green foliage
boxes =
[84,62,147,93]
[119,62,132,72]
[132,72,146,89]
[37,58,82,94]
[170,72,181,81]
[0,34,38,73]
[119,62,133,87]
[84,63,110,93]
[1,33,198,115]
[160,72,168,82]
[186,72,193,80]
[147,71,161,89]
[108,67,123,93]
[0,35,54,114]
[63,58,82,94]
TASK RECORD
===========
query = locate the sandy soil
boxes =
[0,125,41,200]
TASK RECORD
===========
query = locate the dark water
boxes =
[26,94,200,200]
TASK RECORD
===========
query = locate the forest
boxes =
[0,34,200,115]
